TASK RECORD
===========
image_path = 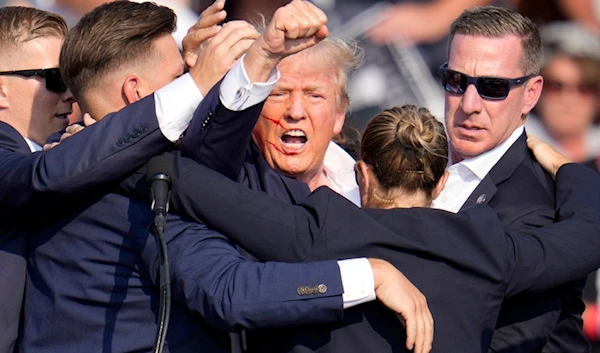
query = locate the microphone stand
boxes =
[147,156,174,353]
[150,214,171,353]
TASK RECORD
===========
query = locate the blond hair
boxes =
[0,6,67,48]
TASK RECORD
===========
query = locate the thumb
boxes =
[83,113,97,127]
[315,25,329,40]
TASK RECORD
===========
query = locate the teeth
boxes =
[282,142,304,150]
[284,130,305,137]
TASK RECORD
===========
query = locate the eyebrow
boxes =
[303,85,326,93]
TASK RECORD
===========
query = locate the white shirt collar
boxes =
[24,137,43,153]
[454,125,524,180]
[323,141,361,206]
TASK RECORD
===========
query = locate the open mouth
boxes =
[281,129,307,151]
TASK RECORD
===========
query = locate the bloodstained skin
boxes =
[262,116,298,156]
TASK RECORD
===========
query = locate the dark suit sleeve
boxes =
[180,82,266,180]
[143,154,600,296]
[503,163,600,296]
[139,212,344,331]
[0,95,172,226]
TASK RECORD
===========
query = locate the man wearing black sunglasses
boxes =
[0,5,285,353]
[432,6,586,353]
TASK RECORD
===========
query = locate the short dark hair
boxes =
[448,6,543,75]
[60,1,177,99]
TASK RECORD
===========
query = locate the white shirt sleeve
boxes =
[154,73,203,142]
[338,258,376,309]
[219,54,280,111]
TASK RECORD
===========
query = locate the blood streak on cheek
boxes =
[262,115,297,155]
[263,116,285,129]
[267,141,298,156]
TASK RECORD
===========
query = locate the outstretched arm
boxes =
[131,151,600,296]
[0,96,171,226]
[141,213,432,353]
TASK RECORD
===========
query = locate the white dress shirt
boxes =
[154,55,280,142]
[24,138,42,153]
[432,126,525,213]
[323,141,361,206]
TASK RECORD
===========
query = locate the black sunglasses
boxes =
[0,68,67,93]
[439,63,535,100]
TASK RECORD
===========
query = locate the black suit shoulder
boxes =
[489,148,555,230]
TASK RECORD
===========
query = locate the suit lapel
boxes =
[459,132,528,211]
[462,176,497,210]
[251,142,311,204]
[0,121,31,153]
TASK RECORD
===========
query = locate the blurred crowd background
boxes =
[1,0,599,349]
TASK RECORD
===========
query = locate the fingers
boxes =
[209,21,259,54]
[63,124,84,137]
[194,0,226,30]
[184,25,222,51]
[276,0,327,39]
[182,0,227,67]
[189,20,258,95]
[414,293,425,353]
[369,259,433,353]
[43,142,60,151]
[413,292,433,353]
[526,135,572,178]
[425,297,434,352]
[259,0,328,57]
[83,113,97,127]
[402,303,417,351]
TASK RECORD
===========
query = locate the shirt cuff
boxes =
[154,73,204,142]
[219,53,280,111]
[338,258,376,309]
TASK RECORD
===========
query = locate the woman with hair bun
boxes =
[356,105,449,209]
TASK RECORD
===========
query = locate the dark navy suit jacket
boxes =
[22,192,344,353]
[461,133,588,353]
[129,154,600,353]
[0,94,177,353]
[20,92,348,353]
[171,96,599,352]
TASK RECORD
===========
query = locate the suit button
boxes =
[138,125,148,133]
[297,286,307,295]
[124,135,133,143]
[116,138,124,147]
[131,131,140,138]
[317,284,327,294]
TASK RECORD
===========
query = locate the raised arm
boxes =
[180,0,329,179]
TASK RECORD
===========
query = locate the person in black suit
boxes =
[21,2,434,353]
[121,103,600,353]
[432,6,587,352]
[0,6,242,352]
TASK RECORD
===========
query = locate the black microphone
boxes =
[146,155,173,353]
[146,156,174,233]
